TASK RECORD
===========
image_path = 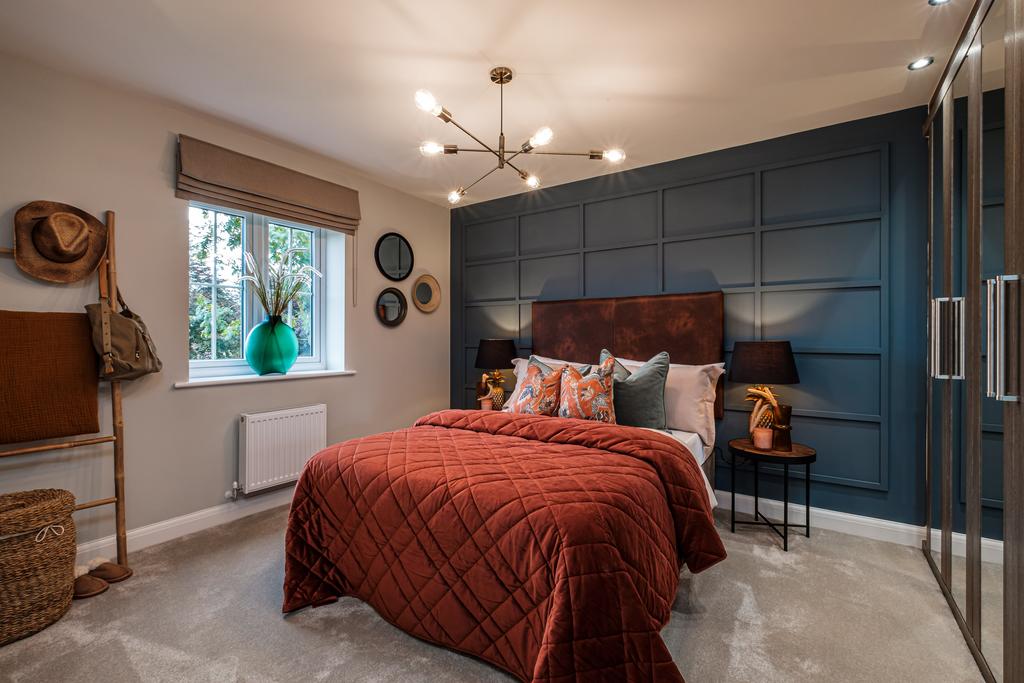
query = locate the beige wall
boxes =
[0,54,450,543]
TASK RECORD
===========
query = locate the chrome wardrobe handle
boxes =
[951,296,965,381]
[930,297,942,380]
[930,297,964,381]
[986,278,996,398]
[993,274,1020,402]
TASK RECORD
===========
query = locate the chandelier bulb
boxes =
[414,89,443,117]
[420,141,444,156]
[529,126,554,148]
[522,173,541,189]
[602,149,626,163]
[448,188,466,204]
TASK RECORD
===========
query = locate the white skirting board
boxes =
[717,490,1004,566]
[75,486,294,565]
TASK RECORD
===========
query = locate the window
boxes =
[188,202,327,377]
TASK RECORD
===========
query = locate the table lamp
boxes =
[728,341,800,451]
[474,338,517,410]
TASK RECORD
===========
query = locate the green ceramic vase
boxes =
[244,316,299,375]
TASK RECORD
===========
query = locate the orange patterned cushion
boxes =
[559,356,616,423]
[506,359,561,416]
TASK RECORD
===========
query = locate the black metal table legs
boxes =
[729,456,811,551]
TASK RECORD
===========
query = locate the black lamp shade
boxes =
[728,341,799,385]
[475,338,518,370]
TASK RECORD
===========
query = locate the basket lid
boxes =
[0,489,75,536]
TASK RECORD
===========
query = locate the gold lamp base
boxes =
[477,370,507,410]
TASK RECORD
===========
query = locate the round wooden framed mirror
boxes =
[374,232,414,281]
[412,274,441,313]
[375,287,407,327]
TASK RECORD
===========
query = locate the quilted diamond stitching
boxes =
[283,409,726,683]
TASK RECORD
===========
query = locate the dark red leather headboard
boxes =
[531,291,725,418]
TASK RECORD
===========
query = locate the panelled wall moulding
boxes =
[452,108,928,524]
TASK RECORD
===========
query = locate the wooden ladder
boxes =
[0,211,128,566]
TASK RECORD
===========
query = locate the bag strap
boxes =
[99,300,114,374]
[116,288,131,314]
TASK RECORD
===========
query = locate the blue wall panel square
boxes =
[788,417,882,487]
[464,304,518,345]
[664,234,755,290]
[663,174,754,237]
[762,288,880,350]
[724,292,755,347]
[584,193,658,247]
[585,246,658,297]
[521,206,580,254]
[465,217,516,261]
[784,354,881,416]
[465,261,516,302]
[520,254,580,300]
[762,220,881,284]
[762,151,881,224]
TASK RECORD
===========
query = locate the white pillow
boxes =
[615,357,724,445]
[505,355,591,411]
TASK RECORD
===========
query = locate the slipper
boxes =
[87,557,133,584]
[73,567,109,599]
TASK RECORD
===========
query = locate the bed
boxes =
[283,292,727,682]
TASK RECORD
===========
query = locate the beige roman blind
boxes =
[175,134,361,233]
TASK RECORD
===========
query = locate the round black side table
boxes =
[728,437,817,551]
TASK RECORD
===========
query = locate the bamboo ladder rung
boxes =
[0,436,116,459]
[75,497,118,512]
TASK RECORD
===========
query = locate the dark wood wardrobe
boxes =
[924,0,1023,680]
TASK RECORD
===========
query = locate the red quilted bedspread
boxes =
[283,409,725,682]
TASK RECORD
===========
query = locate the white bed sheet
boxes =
[641,428,718,508]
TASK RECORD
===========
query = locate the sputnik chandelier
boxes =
[415,66,626,204]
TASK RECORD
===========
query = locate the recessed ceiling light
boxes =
[928,0,951,6]
[908,57,935,71]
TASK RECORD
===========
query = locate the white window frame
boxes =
[188,201,326,379]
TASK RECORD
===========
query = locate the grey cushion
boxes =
[599,349,669,429]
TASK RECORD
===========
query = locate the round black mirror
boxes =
[374,232,414,281]
[412,274,441,313]
[375,287,407,327]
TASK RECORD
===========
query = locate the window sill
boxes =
[173,369,356,389]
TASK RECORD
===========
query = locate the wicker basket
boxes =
[0,489,76,647]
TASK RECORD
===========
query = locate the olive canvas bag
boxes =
[85,290,162,381]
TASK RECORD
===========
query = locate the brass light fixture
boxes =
[415,66,626,204]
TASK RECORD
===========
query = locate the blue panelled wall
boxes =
[450,106,928,526]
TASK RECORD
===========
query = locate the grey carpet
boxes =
[0,506,982,682]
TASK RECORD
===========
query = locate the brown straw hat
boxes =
[14,201,108,284]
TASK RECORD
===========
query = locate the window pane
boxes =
[189,284,212,360]
[268,223,289,264]
[268,223,317,359]
[215,285,243,359]
[215,213,244,285]
[290,293,313,357]
[188,207,215,287]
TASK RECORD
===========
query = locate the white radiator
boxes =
[238,404,327,495]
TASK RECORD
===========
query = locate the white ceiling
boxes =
[0,1,969,206]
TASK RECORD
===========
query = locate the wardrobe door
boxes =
[951,58,972,618]
[980,3,1007,677]
[928,95,947,580]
